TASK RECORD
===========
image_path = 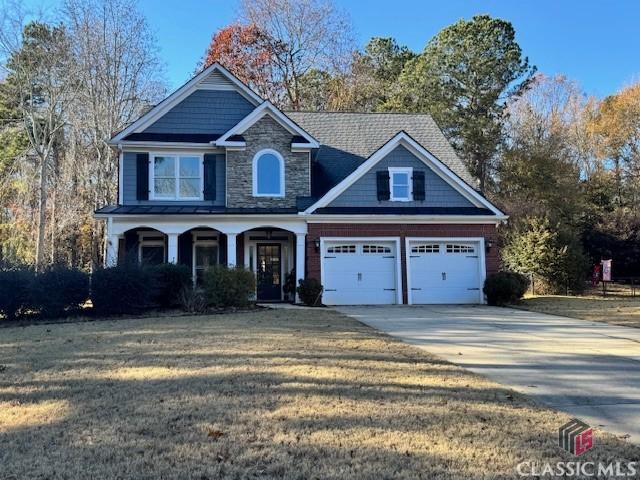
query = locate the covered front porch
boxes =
[104,216,307,302]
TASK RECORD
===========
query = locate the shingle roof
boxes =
[286,111,477,196]
[124,132,221,143]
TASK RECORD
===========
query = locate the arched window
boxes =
[253,149,284,197]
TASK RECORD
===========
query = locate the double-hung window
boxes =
[388,167,413,201]
[151,154,203,200]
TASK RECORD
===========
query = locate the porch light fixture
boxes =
[314,239,320,252]
[486,239,494,252]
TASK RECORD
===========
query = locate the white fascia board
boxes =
[215,101,320,148]
[109,63,263,144]
[213,140,246,149]
[304,131,505,217]
[303,214,507,224]
[291,143,314,152]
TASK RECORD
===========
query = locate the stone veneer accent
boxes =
[226,115,310,208]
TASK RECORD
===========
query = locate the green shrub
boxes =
[30,265,90,317]
[483,272,530,306]
[501,216,589,294]
[0,267,34,320]
[148,263,192,308]
[202,265,255,308]
[296,278,323,306]
[91,265,153,315]
[178,286,208,314]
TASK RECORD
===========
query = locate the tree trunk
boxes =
[35,155,48,271]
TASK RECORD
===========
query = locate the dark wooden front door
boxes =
[257,244,282,301]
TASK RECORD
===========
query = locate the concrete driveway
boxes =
[335,305,640,443]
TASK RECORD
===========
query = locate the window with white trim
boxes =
[327,245,356,254]
[138,234,165,265]
[412,244,440,253]
[362,245,392,254]
[253,149,284,197]
[446,244,475,253]
[388,167,412,201]
[151,154,203,200]
[193,234,219,285]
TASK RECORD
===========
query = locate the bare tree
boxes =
[0,8,79,269]
[239,0,353,109]
[64,0,165,267]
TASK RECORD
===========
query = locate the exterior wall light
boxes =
[486,239,494,252]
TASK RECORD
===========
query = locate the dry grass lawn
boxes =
[1,309,638,479]
[516,294,640,328]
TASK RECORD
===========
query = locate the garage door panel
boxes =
[409,241,482,305]
[322,241,397,305]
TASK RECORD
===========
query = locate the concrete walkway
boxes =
[335,305,640,443]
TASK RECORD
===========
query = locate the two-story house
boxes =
[96,63,506,305]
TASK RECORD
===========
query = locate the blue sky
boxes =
[25,0,640,97]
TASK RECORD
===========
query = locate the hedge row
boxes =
[0,263,256,320]
[0,265,90,320]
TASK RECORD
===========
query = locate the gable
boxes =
[110,63,263,144]
[215,101,319,148]
[142,89,255,135]
[304,131,505,217]
[328,145,474,208]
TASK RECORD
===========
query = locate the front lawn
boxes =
[1,309,637,479]
[515,295,640,328]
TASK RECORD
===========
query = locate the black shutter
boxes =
[136,153,149,200]
[376,170,390,201]
[413,171,426,201]
[178,233,193,270]
[203,154,217,201]
[123,230,139,264]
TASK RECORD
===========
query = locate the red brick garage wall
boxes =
[306,223,500,304]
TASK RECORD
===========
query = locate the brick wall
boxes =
[305,223,500,303]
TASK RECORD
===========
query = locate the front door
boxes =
[256,244,282,301]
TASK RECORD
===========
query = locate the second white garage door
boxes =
[322,240,398,305]
[408,240,483,304]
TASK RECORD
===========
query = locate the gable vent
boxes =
[198,70,235,90]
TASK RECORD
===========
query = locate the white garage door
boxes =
[408,241,482,304]
[322,241,398,305]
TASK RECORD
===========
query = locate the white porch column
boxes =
[226,233,238,267]
[295,233,306,303]
[167,233,178,264]
[106,235,119,267]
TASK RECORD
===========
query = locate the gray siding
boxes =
[122,151,226,206]
[328,145,473,208]
[143,90,254,134]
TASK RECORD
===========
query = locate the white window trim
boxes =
[252,148,285,198]
[138,233,165,264]
[149,152,205,201]
[388,167,413,202]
